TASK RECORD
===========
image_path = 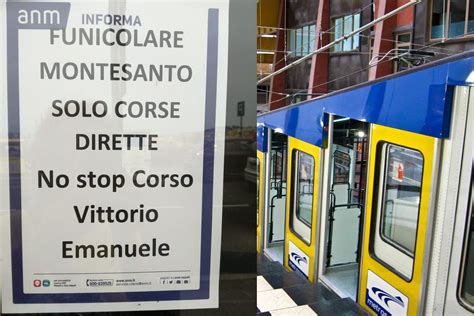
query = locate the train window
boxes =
[458,167,474,310]
[381,144,423,254]
[291,150,314,243]
[373,143,423,280]
[333,150,351,184]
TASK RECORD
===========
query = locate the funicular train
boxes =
[256,51,474,315]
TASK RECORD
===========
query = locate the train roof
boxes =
[257,50,474,151]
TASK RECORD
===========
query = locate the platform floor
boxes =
[257,254,368,316]
[325,264,359,300]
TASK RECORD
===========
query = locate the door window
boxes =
[291,150,314,243]
[372,143,424,279]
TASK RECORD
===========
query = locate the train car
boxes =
[256,51,474,315]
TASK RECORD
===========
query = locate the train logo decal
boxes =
[366,270,408,316]
[288,241,309,278]
[371,287,404,308]
[290,252,308,265]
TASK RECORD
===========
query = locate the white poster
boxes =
[366,270,409,316]
[1,0,228,312]
[288,241,309,278]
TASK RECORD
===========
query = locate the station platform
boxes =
[257,254,368,316]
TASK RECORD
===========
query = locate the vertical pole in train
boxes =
[238,101,245,137]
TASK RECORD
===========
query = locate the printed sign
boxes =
[237,101,245,117]
[1,0,229,313]
[288,241,309,278]
[366,270,409,316]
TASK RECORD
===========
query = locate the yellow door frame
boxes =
[358,124,437,315]
[284,136,321,282]
[257,150,264,253]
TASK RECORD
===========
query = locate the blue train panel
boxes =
[257,124,268,152]
[257,51,474,147]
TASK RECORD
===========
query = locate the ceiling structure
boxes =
[257,0,280,78]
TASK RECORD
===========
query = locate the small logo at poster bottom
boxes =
[42,280,50,287]
[33,280,41,287]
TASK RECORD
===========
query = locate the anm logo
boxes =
[17,9,60,25]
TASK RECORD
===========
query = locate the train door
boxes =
[319,115,369,300]
[263,131,288,264]
[284,136,321,281]
[442,86,473,315]
[358,124,438,316]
